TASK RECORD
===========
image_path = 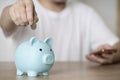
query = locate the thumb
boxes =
[33,9,39,23]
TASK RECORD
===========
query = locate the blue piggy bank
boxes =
[15,37,55,77]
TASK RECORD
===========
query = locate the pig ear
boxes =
[30,37,39,46]
[44,37,53,47]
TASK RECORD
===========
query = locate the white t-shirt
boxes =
[11,0,119,61]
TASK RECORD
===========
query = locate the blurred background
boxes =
[0,0,118,61]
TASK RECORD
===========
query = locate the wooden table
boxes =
[0,62,120,80]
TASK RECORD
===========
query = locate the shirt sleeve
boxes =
[89,9,119,51]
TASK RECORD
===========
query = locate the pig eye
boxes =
[39,48,42,51]
[50,49,52,51]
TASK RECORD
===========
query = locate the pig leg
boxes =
[17,69,24,75]
[42,72,49,76]
[27,71,38,76]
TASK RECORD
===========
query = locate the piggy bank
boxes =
[15,37,55,77]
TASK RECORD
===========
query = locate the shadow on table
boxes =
[16,76,49,80]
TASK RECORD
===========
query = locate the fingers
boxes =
[9,5,19,25]
[9,3,28,26]
[9,0,38,26]
[15,6,28,26]
[33,11,39,23]
[86,53,113,64]
[102,53,116,61]
[25,0,38,25]
[95,44,112,52]
[19,6,28,26]
[86,54,106,64]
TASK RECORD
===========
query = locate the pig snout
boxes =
[43,54,54,64]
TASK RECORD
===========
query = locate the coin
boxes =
[31,23,36,30]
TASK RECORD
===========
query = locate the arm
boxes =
[0,0,38,36]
